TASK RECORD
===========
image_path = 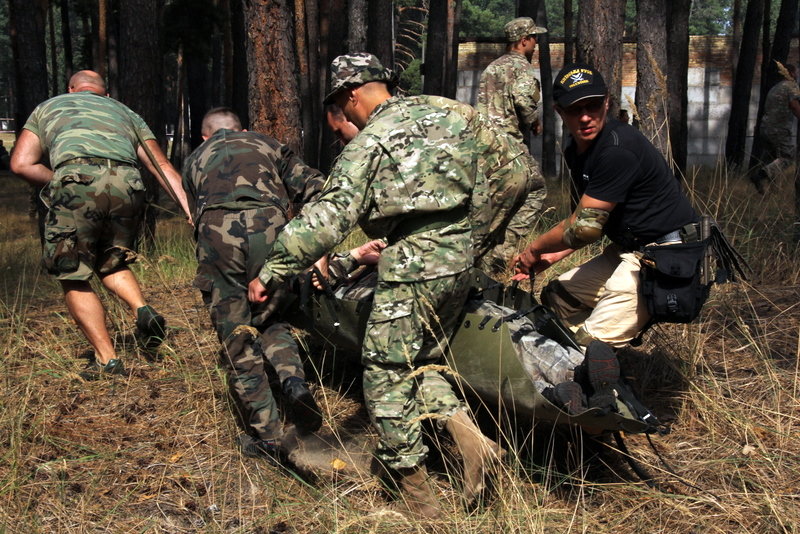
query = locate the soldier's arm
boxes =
[513,194,614,277]
[513,72,541,133]
[137,139,193,222]
[789,96,800,120]
[10,129,52,186]
[250,144,375,301]
[278,143,327,204]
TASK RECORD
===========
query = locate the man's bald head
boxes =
[201,107,243,138]
[68,70,106,95]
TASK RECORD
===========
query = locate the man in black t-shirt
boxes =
[513,63,698,347]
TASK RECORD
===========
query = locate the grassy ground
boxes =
[0,164,799,533]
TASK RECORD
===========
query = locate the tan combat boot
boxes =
[445,410,505,506]
[394,465,443,520]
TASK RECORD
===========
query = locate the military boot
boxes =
[282,377,323,434]
[394,465,443,520]
[584,340,620,415]
[135,305,166,349]
[445,410,505,507]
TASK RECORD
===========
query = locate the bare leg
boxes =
[99,267,146,314]
[61,280,117,364]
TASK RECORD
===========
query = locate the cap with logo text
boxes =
[552,63,608,108]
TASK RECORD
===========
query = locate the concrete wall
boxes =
[456,37,800,168]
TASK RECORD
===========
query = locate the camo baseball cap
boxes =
[504,17,547,42]
[552,62,608,107]
[323,53,398,105]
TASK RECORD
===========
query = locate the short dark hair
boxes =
[201,107,242,137]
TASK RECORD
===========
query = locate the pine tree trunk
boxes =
[563,0,574,65]
[667,0,690,177]
[366,0,394,69]
[295,0,319,166]
[635,0,669,159]
[8,0,48,133]
[9,0,49,237]
[98,0,107,77]
[119,0,164,246]
[764,0,798,92]
[231,0,249,125]
[576,0,625,117]
[348,0,367,51]
[60,0,74,79]
[424,0,460,97]
[244,0,302,152]
[48,2,59,96]
[725,0,765,167]
[520,0,556,178]
[749,0,774,173]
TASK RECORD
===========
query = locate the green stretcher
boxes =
[285,268,657,436]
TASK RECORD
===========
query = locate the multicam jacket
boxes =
[259,96,480,285]
[405,95,543,261]
[23,91,154,168]
[181,129,325,224]
[760,79,800,140]
[477,51,541,145]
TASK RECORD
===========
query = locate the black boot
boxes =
[135,305,166,349]
[584,340,620,415]
[282,377,322,434]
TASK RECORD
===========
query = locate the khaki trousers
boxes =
[548,244,650,347]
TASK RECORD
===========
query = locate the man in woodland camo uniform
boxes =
[248,53,503,519]
[183,108,324,458]
[477,16,548,274]
[753,65,800,242]
[10,70,191,379]
[753,64,800,193]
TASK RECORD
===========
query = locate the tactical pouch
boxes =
[639,240,711,323]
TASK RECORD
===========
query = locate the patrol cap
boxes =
[552,62,608,108]
[504,17,547,42]
[323,52,398,105]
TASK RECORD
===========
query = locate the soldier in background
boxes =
[477,16,548,275]
[753,63,800,195]
[249,53,503,519]
[182,108,324,459]
[10,70,190,379]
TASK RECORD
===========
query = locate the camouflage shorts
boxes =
[41,163,145,280]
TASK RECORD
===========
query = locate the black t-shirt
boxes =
[564,119,698,248]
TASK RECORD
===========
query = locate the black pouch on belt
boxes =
[639,240,711,323]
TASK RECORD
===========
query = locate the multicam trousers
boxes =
[41,162,145,280]
[480,185,547,275]
[362,270,471,469]
[195,208,305,441]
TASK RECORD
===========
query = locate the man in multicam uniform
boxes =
[753,65,800,240]
[10,70,191,379]
[182,108,324,458]
[325,95,541,275]
[248,53,503,519]
[477,16,548,274]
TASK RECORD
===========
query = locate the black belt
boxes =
[55,157,134,170]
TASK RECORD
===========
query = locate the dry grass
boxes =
[0,162,799,533]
